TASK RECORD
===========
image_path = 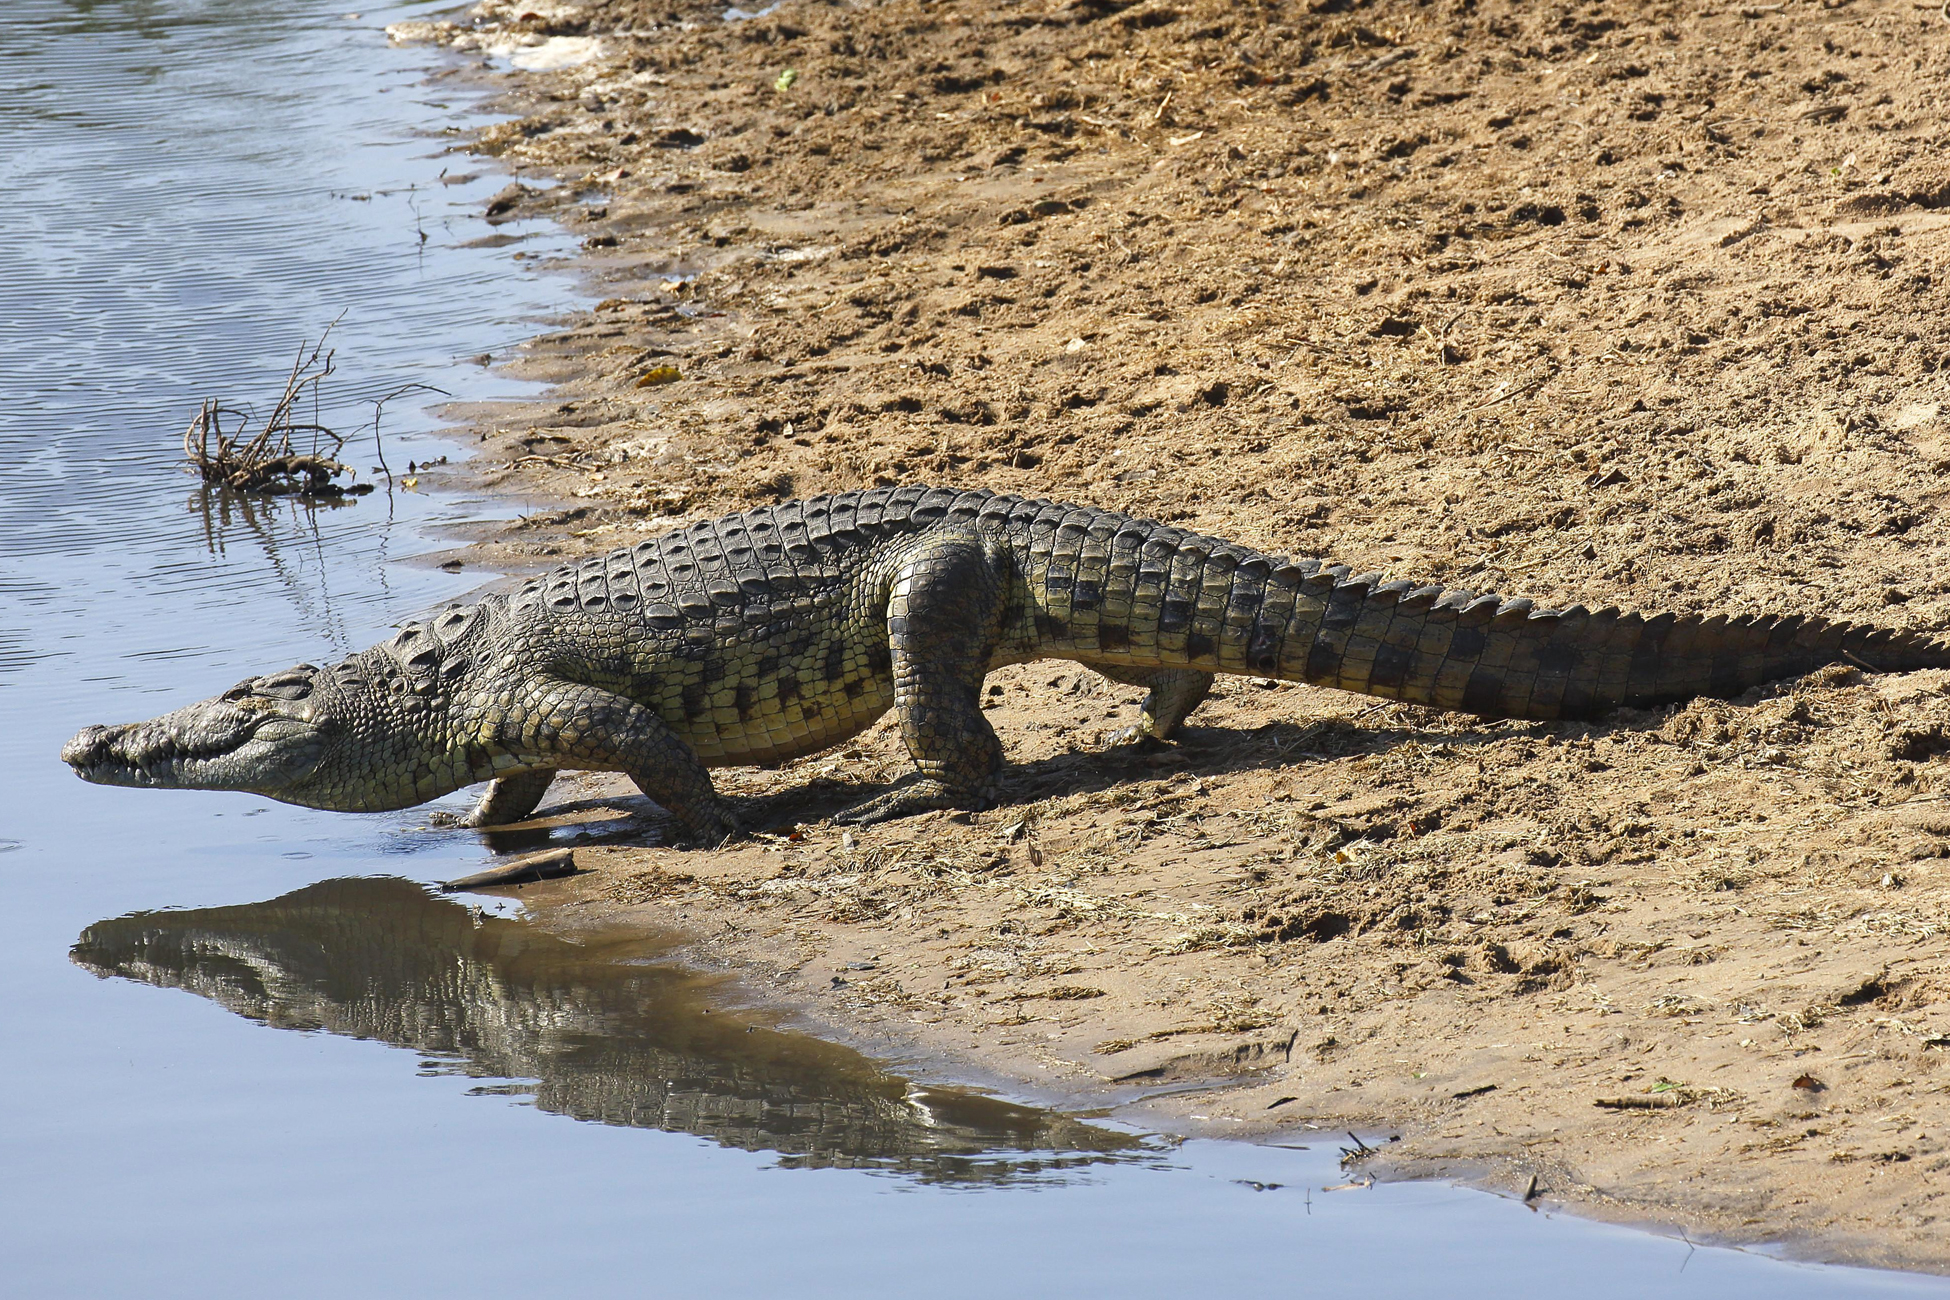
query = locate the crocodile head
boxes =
[61,657,444,812]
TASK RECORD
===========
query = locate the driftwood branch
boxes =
[183,325,374,500]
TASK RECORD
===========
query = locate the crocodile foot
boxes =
[1104,725,1172,752]
[429,807,534,830]
[831,779,991,826]
[664,806,742,849]
[427,807,544,830]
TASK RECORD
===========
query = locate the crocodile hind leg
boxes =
[506,679,738,846]
[834,532,1007,826]
[455,768,558,828]
[1090,664,1215,744]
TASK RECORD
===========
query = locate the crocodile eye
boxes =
[255,674,315,701]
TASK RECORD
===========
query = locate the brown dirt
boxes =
[398,0,1950,1272]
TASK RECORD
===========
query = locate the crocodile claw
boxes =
[1104,725,1171,752]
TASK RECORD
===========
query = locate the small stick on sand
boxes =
[1594,1093,1684,1110]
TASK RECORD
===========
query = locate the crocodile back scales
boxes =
[373,485,1950,768]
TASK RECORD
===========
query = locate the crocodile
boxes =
[62,485,1950,841]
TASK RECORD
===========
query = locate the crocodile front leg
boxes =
[498,679,738,845]
[834,530,1007,825]
[458,768,558,827]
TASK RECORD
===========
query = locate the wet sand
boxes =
[399,0,1950,1272]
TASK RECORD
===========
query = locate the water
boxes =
[70,876,1148,1182]
[1,3,1944,1295]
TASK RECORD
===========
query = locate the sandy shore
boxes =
[397,0,1950,1271]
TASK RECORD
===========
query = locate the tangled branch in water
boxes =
[183,331,374,499]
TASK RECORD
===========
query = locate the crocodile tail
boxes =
[1248,565,1950,720]
[1013,509,1949,719]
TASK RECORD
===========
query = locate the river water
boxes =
[1,3,1944,1296]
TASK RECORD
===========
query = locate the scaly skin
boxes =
[62,486,1950,842]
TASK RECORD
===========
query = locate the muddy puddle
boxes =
[1,2,1945,1296]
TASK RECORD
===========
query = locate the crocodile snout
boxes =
[62,720,196,783]
[61,724,124,772]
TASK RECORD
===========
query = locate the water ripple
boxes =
[0,0,577,682]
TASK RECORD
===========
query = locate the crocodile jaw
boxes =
[62,703,325,796]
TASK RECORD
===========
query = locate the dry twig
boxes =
[183,328,373,499]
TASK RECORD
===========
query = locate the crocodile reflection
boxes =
[72,877,1141,1183]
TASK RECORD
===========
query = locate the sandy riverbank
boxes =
[397,0,1950,1271]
